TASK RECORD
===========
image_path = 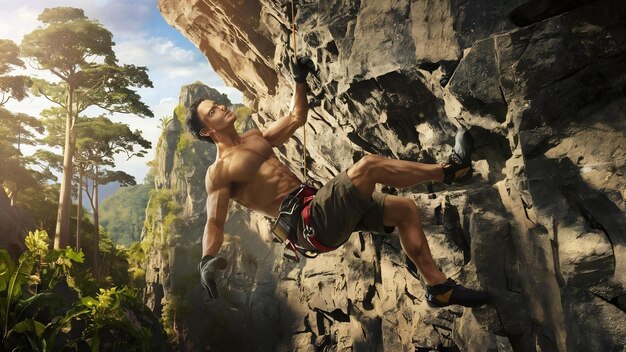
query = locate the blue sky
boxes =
[0,0,243,182]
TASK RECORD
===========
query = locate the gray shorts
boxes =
[304,170,395,248]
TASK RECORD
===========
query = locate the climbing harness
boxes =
[270,184,337,262]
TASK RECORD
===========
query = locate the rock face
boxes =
[153,0,626,351]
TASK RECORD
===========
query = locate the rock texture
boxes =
[153,0,626,351]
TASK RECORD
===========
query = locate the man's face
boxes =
[197,100,236,136]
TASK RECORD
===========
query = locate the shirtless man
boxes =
[187,57,490,308]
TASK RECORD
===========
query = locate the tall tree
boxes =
[75,116,150,276]
[20,7,153,249]
[0,39,31,205]
[0,39,28,107]
[0,108,45,205]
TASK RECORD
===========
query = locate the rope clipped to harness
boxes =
[271,1,337,263]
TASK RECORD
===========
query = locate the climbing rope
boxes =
[290,0,308,184]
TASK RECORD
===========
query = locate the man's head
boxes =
[187,99,237,143]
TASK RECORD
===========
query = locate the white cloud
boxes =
[115,37,196,67]
[0,6,39,42]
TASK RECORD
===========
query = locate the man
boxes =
[187,56,490,308]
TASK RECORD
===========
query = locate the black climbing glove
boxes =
[284,54,316,84]
[198,255,227,300]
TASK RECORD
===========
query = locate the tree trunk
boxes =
[93,165,100,279]
[54,87,75,249]
[12,123,20,206]
[76,171,83,250]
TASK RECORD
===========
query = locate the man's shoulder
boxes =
[243,128,264,139]
[205,158,230,192]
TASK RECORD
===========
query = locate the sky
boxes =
[0,0,243,182]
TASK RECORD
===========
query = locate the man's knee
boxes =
[399,198,420,223]
[349,154,384,179]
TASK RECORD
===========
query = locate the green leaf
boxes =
[80,296,98,307]
[5,254,34,336]
[33,320,45,337]
[63,247,85,264]
[12,318,34,333]
[25,230,50,258]
[14,292,64,322]
[0,249,15,292]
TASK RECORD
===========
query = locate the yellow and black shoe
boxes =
[442,127,474,184]
[425,278,491,308]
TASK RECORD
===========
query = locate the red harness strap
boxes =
[297,188,338,253]
[301,201,337,252]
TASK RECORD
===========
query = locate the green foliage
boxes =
[99,183,151,245]
[174,104,187,125]
[0,230,170,351]
[127,242,146,289]
[24,230,49,259]
[174,103,195,158]
[37,7,87,24]
[142,189,182,254]
[19,185,61,235]
[0,39,29,106]
[160,297,176,340]
[159,115,173,131]
[75,115,152,163]
[0,108,51,203]
[235,105,253,120]
[234,105,254,133]
[21,7,116,72]
[176,133,193,154]
[20,6,154,247]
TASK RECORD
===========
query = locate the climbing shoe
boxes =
[442,127,474,184]
[425,278,491,308]
[198,255,228,300]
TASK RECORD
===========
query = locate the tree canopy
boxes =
[20,7,153,248]
[0,39,28,106]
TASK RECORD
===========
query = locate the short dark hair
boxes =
[186,99,215,143]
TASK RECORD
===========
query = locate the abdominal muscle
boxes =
[230,156,302,218]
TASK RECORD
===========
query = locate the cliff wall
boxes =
[152,1,626,351]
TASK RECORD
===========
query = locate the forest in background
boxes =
[0,5,255,349]
[0,6,168,350]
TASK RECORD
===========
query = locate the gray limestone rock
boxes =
[149,0,626,350]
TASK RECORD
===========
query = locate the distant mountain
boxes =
[99,183,151,245]
[78,181,121,213]
[98,182,122,203]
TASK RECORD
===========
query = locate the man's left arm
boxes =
[263,53,315,147]
[263,82,308,147]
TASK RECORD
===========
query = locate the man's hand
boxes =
[284,54,316,84]
[198,255,228,299]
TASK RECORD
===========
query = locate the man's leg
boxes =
[347,155,447,285]
[347,154,445,197]
[346,154,491,307]
[345,126,474,192]
[379,194,447,286]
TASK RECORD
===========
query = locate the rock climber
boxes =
[187,54,491,308]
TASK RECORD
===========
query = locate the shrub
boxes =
[0,230,171,351]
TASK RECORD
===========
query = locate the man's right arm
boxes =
[199,181,230,300]
[202,184,230,257]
